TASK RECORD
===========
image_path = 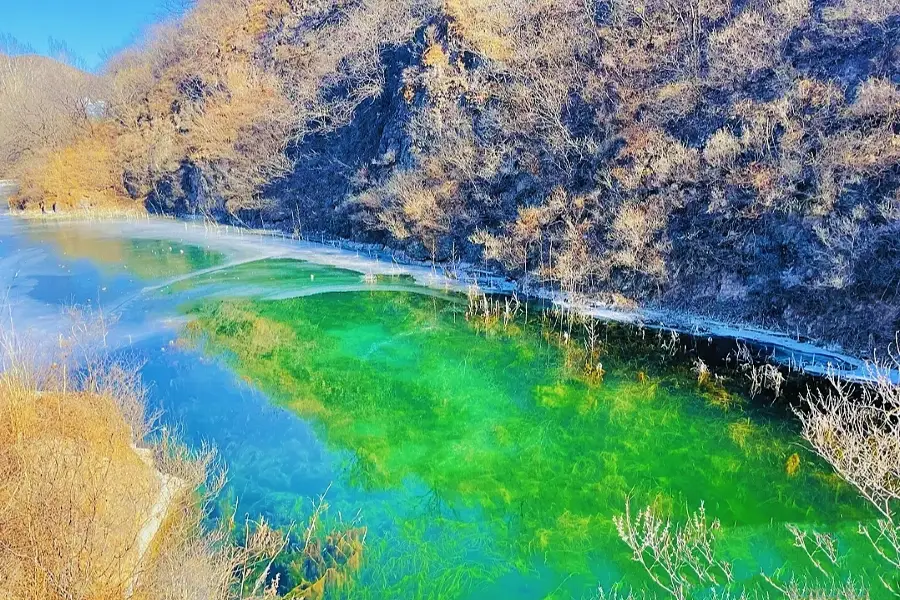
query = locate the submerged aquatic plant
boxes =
[727,419,756,451]
[181,289,879,598]
[281,487,367,599]
[785,453,801,477]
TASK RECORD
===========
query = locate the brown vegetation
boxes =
[0,55,100,175]
[0,366,162,598]
[0,319,363,599]
[3,0,900,353]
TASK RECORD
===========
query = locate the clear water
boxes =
[0,214,890,598]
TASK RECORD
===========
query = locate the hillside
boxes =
[0,54,100,176]
[5,0,900,355]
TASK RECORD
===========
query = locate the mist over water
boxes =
[0,213,891,598]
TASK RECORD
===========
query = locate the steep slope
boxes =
[266,0,900,353]
[6,0,900,355]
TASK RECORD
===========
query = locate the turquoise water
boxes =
[0,215,891,598]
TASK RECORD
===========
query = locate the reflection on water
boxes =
[28,226,225,280]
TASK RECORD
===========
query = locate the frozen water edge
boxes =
[559,298,896,384]
[12,214,899,385]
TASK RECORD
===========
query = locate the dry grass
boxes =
[0,325,172,600]
[0,308,372,600]
[11,125,131,211]
[444,0,514,61]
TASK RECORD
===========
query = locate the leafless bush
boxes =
[609,198,669,279]
[614,500,733,600]
[615,127,700,191]
[851,78,900,120]
[827,0,900,23]
[707,0,807,85]
[798,369,900,517]
[0,54,101,177]
[796,352,900,593]
[786,524,839,576]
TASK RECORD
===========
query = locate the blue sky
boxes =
[0,0,182,71]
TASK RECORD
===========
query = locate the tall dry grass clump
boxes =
[0,321,287,600]
[0,324,169,599]
[0,313,368,600]
[0,373,160,598]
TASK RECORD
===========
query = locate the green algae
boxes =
[182,290,888,598]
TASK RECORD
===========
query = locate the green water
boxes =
[180,276,887,599]
[160,257,419,296]
[3,213,890,598]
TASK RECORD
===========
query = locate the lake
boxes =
[0,212,888,599]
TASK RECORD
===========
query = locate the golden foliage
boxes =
[11,124,130,211]
[0,369,163,599]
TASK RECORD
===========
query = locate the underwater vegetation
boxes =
[179,283,891,598]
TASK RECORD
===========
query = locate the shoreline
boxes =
[6,207,895,384]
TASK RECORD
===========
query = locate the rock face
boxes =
[261,42,421,244]
[144,161,228,220]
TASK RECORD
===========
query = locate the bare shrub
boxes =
[796,355,900,593]
[851,78,900,119]
[704,128,743,170]
[0,54,102,177]
[444,0,516,61]
[824,127,900,177]
[708,9,792,84]
[614,127,700,191]
[609,198,669,279]
[613,500,733,600]
[797,364,900,518]
[827,0,900,23]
